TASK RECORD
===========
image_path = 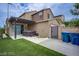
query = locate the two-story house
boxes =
[5,8,64,39]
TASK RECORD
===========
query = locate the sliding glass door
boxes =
[16,25,21,35]
[12,24,22,35]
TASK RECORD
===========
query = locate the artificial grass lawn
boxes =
[0,38,64,56]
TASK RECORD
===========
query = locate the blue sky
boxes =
[0,3,76,27]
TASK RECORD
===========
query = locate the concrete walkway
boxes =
[10,35,48,44]
[39,38,79,56]
[11,35,79,56]
[21,36,48,44]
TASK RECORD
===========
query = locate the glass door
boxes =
[16,24,21,35]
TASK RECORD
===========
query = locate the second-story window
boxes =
[48,13,50,19]
[39,12,43,19]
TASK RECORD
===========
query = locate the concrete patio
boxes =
[10,35,79,56]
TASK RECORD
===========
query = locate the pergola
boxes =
[8,17,35,24]
[8,17,35,39]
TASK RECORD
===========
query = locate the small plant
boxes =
[0,28,5,39]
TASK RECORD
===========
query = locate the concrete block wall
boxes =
[58,26,79,40]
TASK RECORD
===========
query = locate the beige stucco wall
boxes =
[8,22,14,36]
[61,27,79,33]
[34,21,49,38]
[57,26,63,40]
[58,26,79,40]
[43,9,54,20]
[32,12,43,21]
[31,9,60,38]
[48,18,61,38]
[49,19,59,25]
[5,21,13,35]
[23,24,28,31]
[20,14,32,20]
[32,9,54,22]
[32,18,62,38]
[20,11,37,20]
[31,13,64,38]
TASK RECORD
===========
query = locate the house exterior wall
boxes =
[23,24,28,31]
[32,11,44,21]
[20,11,37,20]
[48,19,59,38]
[49,19,59,25]
[33,21,49,37]
[32,9,54,22]
[27,24,35,30]
[32,18,62,38]
[43,9,54,20]
[31,9,55,38]
[5,21,12,35]
[8,22,14,36]
[49,16,64,39]
[31,9,64,38]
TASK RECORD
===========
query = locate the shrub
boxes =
[0,28,5,39]
[64,18,79,27]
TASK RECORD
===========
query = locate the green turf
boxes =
[0,38,65,56]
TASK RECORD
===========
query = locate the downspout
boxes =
[14,18,16,39]
[7,3,9,35]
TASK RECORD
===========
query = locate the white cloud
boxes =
[21,3,62,16]
[8,3,59,17]
[8,3,61,17]
[25,3,57,11]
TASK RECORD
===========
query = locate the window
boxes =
[39,12,43,19]
[48,14,50,19]
[39,12,42,16]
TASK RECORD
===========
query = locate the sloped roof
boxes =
[19,11,37,17]
[54,15,64,17]
[32,8,54,16]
